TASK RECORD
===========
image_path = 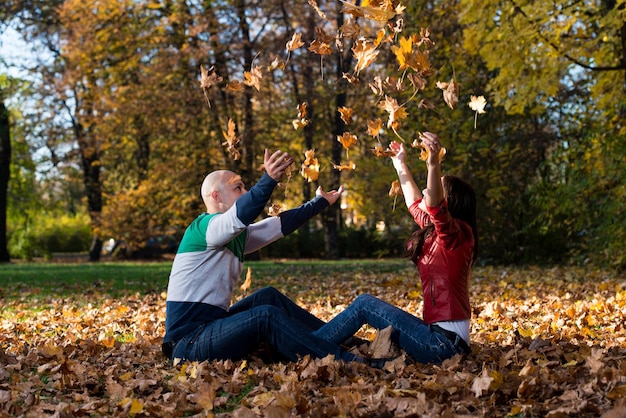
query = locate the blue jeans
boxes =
[170,287,359,364]
[312,294,466,364]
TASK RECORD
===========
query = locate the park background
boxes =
[1,1,626,416]
[0,0,624,270]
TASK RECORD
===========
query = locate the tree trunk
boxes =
[323,4,353,260]
[74,120,103,262]
[237,0,256,186]
[0,93,11,263]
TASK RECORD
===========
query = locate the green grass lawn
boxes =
[0,258,412,300]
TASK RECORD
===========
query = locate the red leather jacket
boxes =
[409,199,474,324]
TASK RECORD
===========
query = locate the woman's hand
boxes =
[419,132,443,167]
[389,141,406,165]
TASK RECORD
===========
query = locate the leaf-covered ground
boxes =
[1,262,626,417]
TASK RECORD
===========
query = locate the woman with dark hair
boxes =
[313,132,478,364]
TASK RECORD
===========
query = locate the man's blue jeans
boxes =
[170,287,359,364]
[312,294,467,364]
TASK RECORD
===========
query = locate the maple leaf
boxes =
[337,132,358,150]
[244,65,263,91]
[338,106,354,125]
[268,203,287,217]
[388,180,402,197]
[367,118,383,138]
[293,102,311,130]
[342,72,360,85]
[380,96,408,137]
[372,144,395,157]
[369,76,385,96]
[298,102,308,119]
[292,118,310,130]
[308,39,332,55]
[268,56,285,70]
[332,161,356,171]
[436,78,459,109]
[471,369,494,397]
[340,22,361,39]
[407,73,427,92]
[286,32,305,52]
[469,95,487,129]
[369,325,398,358]
[352,38,380,74]
[225,80,245,92]
[199,65,223,108]
[340,0,397,22]
[301,150,320,182]
[222,118,241,160]
[301,163,320,183]
[391,35,414,71]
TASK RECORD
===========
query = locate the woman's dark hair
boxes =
[404,175,478,264]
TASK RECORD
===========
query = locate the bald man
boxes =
[162,149,365,365]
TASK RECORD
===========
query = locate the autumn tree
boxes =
[458,0,626,267]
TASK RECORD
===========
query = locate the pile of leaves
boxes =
[1,264,626,417]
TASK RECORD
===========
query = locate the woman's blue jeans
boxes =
[312,294,466,364]
[170,287,359,364]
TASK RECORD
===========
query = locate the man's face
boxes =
[218,173,247,209]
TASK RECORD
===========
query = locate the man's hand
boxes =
[316,185,344,205]
[264,149,295,182]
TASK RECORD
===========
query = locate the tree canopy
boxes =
[1,0,624,268]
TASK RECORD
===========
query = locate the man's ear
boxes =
[211,190,220,203]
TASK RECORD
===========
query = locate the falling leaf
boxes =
[436,78,459,109]
[340,22,361,39]
[292,119,310,130]
[388,179,402,211]
[293,102,311,130]
[332,161,356,171]
[225,80,246,92]
[388,180,402,197]
[286,32,305,52]
[244,66,263,91]
[372,144,395,157]
[268,203,286,216]
[308,39,333,55]
[367,118,383,138]
[342,72,360,85]
[352,38,380,74]
[301,149,321,183]
[222,118,241,160]
[469,95,487,129]
[297,102,308,119]
[199,65,223,108]
[380,96,408,136]
[340,0,398,22]
[337,132,358,150]
[338,106,354,125]
[301,164,320,183]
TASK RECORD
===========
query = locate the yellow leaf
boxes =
[129,398,143,415]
